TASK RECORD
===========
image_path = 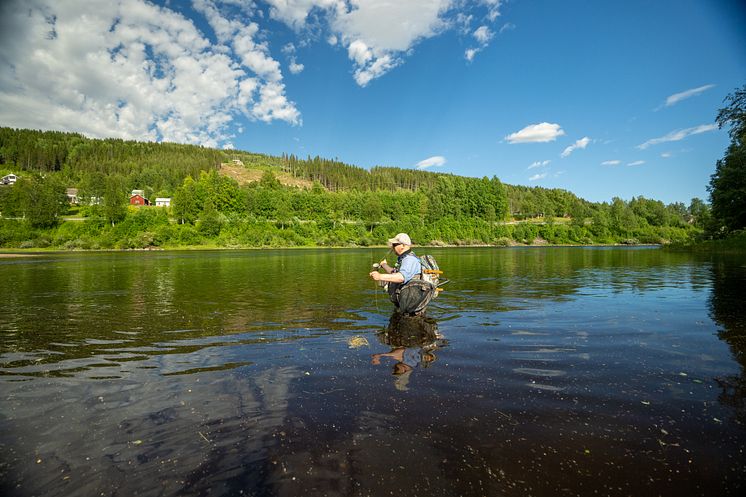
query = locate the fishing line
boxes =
[371,247,393,313]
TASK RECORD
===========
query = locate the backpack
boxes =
[419,254,444,297]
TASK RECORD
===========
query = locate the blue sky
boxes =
[1,1,744,204]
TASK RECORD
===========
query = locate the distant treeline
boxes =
[0,126,706,249]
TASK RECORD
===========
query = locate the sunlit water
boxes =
[1,247,745,496]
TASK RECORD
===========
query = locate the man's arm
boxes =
[379,259,394,273]
[369,270,404,283]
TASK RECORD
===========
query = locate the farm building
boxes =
[130,194,149,206]
[2,174,18,185]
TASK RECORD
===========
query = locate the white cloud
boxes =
[331,0,451,52]
[482,0,503,21]
[416,155,446,169]
[252,81,301,123]
[0,0,299,148]
[528,160,550,169]
[664,84,715,107]
[637,124,718,149]
[506,122,565,143]
[601,160,621,166]
[348,39,373,65]
[288,59,305,74]
[499,22,515,34]
[464,25,493,61]
[627,160,645,167]
[561,136,590,158]
[264,0,343,29]
[333,0,452,86]
[529,173,547,181]
[282,42,304,74]
[265,0,507,86]
[353,53,399,87]
[661,152,672,158]
[473,26,493,44]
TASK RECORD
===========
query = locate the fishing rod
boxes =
[371,247,393,270]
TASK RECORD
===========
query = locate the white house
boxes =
[66,188,79,204]
[2,174,18,185]
[155,197,171,207]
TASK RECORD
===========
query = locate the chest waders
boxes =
[387,251,442,316]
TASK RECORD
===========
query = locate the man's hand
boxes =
[369,271,382,281]
[380,258,387,266]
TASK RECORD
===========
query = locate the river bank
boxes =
[0,241,667,255]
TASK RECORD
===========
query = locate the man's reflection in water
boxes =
[709,259,746,423]
[371,311,446,391]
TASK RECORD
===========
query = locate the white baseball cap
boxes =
[387,233,412,247]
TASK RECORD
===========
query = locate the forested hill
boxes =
[0,126,706,249]
[0,126,625,218]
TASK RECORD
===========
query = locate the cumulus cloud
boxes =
[288,60,305,74]
[627,160,645,166]
[334,0,451,86]
[506,123,565,143]
[664,84,715,107]
[282,42,304,74]
[473,26,493,44]
[561,136,590,158]
[464,25,495,61]
[265,0,507,85]
[482,0,503,21]
[264,0,343,28]
[601,160,621,166]
[265,0,453,85]
[416,155,446,169]
[529,173,547,181]
[637,124,717,149]
[0,0,299,148]
[528,160,550,169]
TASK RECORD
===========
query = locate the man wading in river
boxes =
[370,233,435,315]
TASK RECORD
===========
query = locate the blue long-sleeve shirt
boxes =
[397,252,421,283]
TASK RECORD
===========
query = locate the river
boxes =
[1,247,744,496]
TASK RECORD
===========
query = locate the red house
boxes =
[130,194,149,206]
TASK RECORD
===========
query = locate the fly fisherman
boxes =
[370,233,441,316]
[369,233,422,298]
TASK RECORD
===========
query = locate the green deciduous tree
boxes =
[362,194,383,233]
[173,176,199,224]
[709,84,746,235]
[17,175,66,228]
[197,198,222,237]
[104,177,127,226]
[688,197,711,230]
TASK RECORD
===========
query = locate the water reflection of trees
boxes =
[0,251,375,377]
[433,247,709,312]
[708,257,746,423]
[0,248,723,378]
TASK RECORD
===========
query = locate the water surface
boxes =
[1,247,745,496]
